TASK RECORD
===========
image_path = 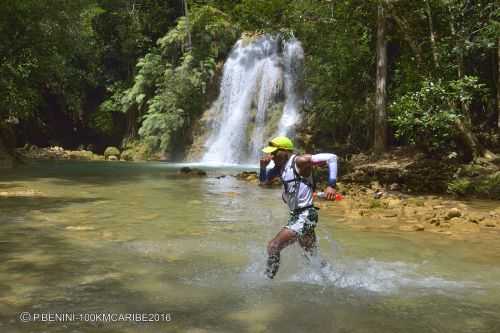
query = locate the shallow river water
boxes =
[1,160,499,332]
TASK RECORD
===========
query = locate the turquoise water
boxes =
[1,160,499,332]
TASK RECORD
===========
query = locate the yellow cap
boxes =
[262,136,294,154]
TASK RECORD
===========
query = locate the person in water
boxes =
[259,136,338,279]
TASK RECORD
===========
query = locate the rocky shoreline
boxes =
[16,145,129,162]
[237,172,500,240]
[234,158,500,241]
[316,182,500,241]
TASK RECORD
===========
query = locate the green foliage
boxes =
[232,0,290,31]
[390,76,488,152]
[158,5,238,62]
[368,199,386,209]
[0,0,101,121]
[138,54,212,152]
[448,172,500,199]
[122,140,153,161]
[2,0,499,164]
[89,83,125,135]
[286,0,375,149]
[122,52,165,113]
[131,5,238,154]
[447,178,472,196]
[104,146,120,158]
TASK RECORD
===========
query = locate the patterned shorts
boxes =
[285,207,319,237]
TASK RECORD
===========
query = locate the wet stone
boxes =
[445,208,461,220]
[178,167,207,176]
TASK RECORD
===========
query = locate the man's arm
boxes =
[296,153,338,200]
[259,156,280,184]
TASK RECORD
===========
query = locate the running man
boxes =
[259,136,338,279]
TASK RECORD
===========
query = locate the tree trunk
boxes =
[448,6,496,161]
[183,0,192,51]
[425,0,439,69]
[497,37,500,129]
[374,4,388,153]
[384,1,423,68]
[454,118,496,162]
[124,107,138,144]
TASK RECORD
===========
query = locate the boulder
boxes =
[399,224,425,232]
[104,146,120,159]
[445,208,461,220]
[386,198,401,208]
[120,149,134,161]
[429,217,440,225]
[245,174,258,181]
[178,167,207,176]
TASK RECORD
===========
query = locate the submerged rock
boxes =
[65,226,96,231]
[178,167,207,176]
[235,171,262,184]
[399,224,425,232]
[236,171,257,179]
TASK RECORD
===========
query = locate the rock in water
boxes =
[178,167,207,176]
[445,208,461,220]
[399,224,425,232]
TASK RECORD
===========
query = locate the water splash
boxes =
[237,240,476,296]
[202,35,303,164]
[286,258,471,294]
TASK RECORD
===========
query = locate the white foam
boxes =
[286,258,473,294]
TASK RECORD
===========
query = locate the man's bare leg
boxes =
[265,228,297,279]
[299,230,328,271]
[298,229,317,257]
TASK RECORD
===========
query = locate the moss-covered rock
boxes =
[120,149,134,161]
[104,146,120,159]
[120,141,153,161]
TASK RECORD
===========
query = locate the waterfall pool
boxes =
[1,160,499,332]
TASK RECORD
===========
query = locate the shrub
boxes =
[104,146,120,158]
[390,76,488,153]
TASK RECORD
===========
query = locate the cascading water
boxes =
[277,38,304,137]
[201,34,304,165]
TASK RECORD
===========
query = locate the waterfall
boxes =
[201,35,304,165]
[277,39,304,137]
